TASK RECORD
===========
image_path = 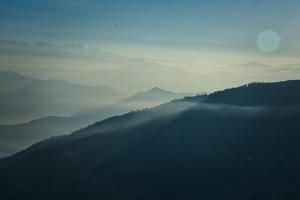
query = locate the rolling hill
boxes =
[0,87,193,157]
[0,71,37,96]
[0,80,300,200]
[121,87,191,106]
[0,71,120,124]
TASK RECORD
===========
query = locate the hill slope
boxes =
[0,87,192,157]
[0,71,120,124]
[121,87,192,106]
[0,80,300,200]
[0,71,37,96]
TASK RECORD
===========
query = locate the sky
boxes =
[1,0,300,92]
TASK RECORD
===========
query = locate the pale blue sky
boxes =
[0,0,300,91]
[1,0,300,50]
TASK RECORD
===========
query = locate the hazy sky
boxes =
[1,0,300,92]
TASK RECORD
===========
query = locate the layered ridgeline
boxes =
[1,80,300,200]
[0,86,193,157]
[0,71,120,125]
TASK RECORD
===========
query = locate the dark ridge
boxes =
[187,80,300,106]
[0,80,300,200]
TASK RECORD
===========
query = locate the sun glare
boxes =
[256,30,281,53]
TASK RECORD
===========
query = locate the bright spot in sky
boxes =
[256,30,281,53]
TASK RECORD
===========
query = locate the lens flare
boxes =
[256,30,281,53]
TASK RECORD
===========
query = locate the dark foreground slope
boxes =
[0,86,191,158]
[1,80,300,200]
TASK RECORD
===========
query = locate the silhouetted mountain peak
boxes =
[1,80,300,199]
[121,87,190,105]
[147,87,174,94]
[186,80,300,106]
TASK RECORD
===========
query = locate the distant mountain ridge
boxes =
[186,80,300,106]
[0,70,121,125]
[0,85,193,157]
[121,87,192,104]
[0,71,37,96]
[0,80,300,199]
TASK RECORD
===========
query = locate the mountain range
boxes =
[0,77,194,157]
[121,86,191,106]
[0,80,299,200]
[0,71,120,125]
